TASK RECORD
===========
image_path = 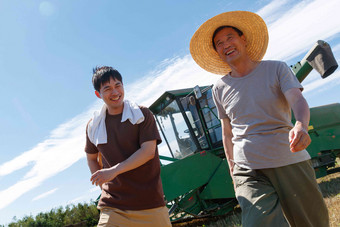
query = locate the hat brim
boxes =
[190,11,269,75]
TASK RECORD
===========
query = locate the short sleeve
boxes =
[278,62,303,93]
[85,120,99,154]
[212,83,228,119]
[138,107,162,145]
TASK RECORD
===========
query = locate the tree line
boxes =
[2,202,99,227]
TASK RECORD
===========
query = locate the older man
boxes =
[190,11,329,227]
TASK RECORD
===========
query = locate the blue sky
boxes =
[1,0,340,225]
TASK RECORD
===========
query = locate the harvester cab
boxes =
[149,40,340,222]
[150,86,223,161]
[150,86,237,221]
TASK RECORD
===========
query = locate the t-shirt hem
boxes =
[84,149,98,154]
[281,84,303,94]
[235,155,311,170]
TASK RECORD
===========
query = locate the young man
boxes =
[85,66,171,227]
[190,11,329,226]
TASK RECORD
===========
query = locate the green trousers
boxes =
[233,160,329,227]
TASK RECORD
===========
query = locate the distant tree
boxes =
[7,201,99,227]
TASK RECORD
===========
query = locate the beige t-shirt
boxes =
[212,60,310,169]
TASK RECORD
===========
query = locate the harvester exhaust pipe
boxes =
[291,40,338,83]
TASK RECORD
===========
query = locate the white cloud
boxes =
[67,196,85,205]
[257,0,292,23]
[89,187,100,193]
[0,105,94,209]
[1,0,340,211]
[126,56,218,107]
[0,147,41,177]
[264,0,340,61]
[332,43,340,53]
[303,70,340,94]
[32,188,58,201]
[66,187,101,205]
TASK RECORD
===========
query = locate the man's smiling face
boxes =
[96,77,125,115]
[213,27,247,65]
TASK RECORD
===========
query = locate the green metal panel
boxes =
[160,151,223,201]
[200,159,235,199]
[306,103,340,157]
[308,135,340,156]
[159,155,178,162]
[314,167,328,178]
[290,61,313,83]
[177,189,202,215]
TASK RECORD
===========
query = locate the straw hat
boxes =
[190,11,268,75]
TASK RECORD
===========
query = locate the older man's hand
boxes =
[289,122,311,152]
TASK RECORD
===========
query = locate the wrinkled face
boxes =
[95,77,124,114]
[213,27,247,65]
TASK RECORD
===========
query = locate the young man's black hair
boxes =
[92,66,123,92]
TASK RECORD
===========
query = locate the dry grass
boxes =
[317,168,340,227]
[172,208,242,227]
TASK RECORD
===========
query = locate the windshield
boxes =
[180,96,209,150]
[198,89,222,145]
[155,99,198,160]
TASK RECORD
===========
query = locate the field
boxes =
[318,170,340,227]
[173,163,340,227]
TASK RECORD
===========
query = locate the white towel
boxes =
[121,100,145,125]
[87,100,144,146]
